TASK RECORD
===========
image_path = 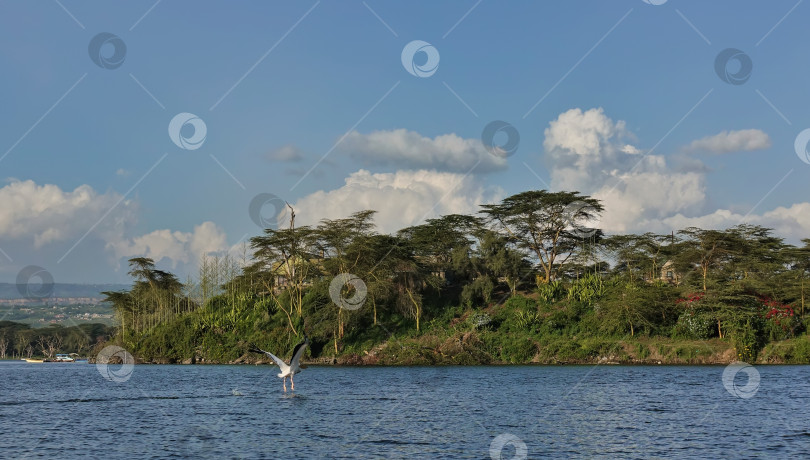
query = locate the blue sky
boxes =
[1,0,809,283]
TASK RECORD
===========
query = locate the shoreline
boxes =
[95,360,808,366]
[107,334,810,366]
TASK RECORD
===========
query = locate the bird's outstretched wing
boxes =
[289,337,309,369]
[248,344,287,369]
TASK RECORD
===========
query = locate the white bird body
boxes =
[250,337,309,392]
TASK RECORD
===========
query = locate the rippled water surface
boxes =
[1,362,809,458]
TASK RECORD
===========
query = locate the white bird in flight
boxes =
[249,337,309,392]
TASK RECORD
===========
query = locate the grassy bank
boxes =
[107,291,809,366]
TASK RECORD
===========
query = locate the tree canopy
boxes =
[97,189,810,365]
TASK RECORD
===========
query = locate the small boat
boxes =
[23,354,84,363]
[42,354,76,363]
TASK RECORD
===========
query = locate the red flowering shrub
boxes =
[760,297,794,326]
[676,292,705,306]
[759,296,798,340]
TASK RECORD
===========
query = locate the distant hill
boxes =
[0,283,130,300]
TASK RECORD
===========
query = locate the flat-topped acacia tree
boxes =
[316,210,378,340]
[601,233,673,284]
[480,190,603,283]
[250,205,318,336]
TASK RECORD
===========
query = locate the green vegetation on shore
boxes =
[0,321,113,359]
[96,190,810,365]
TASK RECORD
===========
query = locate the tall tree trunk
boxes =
[702,265,708,291]
[372,296,377,326]
[406,289,420,332]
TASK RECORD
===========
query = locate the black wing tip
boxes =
[247,343,264,354]
[291,338,309,359]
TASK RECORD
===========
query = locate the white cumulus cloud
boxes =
[543,107,707,234]
[0,179,137,248]
[0,179,230,271]
[661,203,810,242]
[292,169,503,234]
[541,108,807,240]
[684,129,771,154]
[339,129,507,173]
[108,221,228,268]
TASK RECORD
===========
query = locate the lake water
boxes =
[1,361,809,459]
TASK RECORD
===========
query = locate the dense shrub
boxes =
[673,311,714,339]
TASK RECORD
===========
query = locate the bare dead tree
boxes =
[36,336,48,358]
[0,333,7,359]
[75,335,89,357]
[47,335,63,358]
[36,335,62,359]
[15,331,27,358]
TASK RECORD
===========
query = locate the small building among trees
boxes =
[659,260,681,285]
